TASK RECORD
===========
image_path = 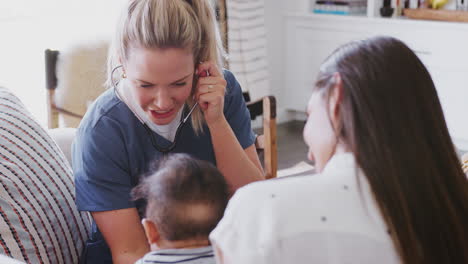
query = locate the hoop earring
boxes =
[111,65,124,89]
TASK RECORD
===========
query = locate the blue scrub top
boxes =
[72,70,255,264]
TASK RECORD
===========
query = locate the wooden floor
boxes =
[255,120,310,172]
[276,121,310,170]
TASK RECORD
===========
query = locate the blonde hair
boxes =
[107,0,226,133]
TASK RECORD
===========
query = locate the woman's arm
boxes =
[92,208,150,264]
[208,118,264,191]
[196,62,264,192]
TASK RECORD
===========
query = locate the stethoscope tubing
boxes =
[110,65,199,154]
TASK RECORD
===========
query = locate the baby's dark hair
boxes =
[132,153,229,241]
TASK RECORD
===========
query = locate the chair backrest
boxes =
[45,40,109,128]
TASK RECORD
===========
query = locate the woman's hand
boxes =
[196,62,264,191]
[196,62,227,126]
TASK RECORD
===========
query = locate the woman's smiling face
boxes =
[124,47,195,125]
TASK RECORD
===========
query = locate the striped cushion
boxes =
[0,87,91,263]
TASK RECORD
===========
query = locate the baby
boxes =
[132,153,229,264]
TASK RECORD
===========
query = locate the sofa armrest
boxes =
[48,128,77,167]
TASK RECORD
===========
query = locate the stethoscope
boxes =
[111,65,199,154]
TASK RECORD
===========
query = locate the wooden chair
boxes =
[45,49,63,129]
[45,49,88,129]
[44,41,109,129]
[243,92,277,179]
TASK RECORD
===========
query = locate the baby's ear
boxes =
[142,218,160,246]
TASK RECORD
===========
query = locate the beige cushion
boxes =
[0,87,90,263]
[47,128,77,167]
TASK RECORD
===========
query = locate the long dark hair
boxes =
[315,36,468,263]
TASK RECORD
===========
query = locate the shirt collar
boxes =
[321,152,356,175]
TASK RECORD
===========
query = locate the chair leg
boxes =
[263,96,277,179]
[47,89,59,129]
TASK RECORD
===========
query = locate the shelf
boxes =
[285,12,468,28]
[403,9,468,23]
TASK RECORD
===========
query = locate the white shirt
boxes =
[210,153,401,264]
[134,246,215,264]
[116,79,183,142]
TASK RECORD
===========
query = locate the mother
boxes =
[211,36,468,264]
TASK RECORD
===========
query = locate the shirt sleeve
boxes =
[210,183,276,264]
[73,115,135,212]
[223,70,256,149]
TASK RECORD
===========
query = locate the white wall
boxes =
[0,0,125,126]
[264,0,284,105]
[264,0,308,123]
[1,0,305,126]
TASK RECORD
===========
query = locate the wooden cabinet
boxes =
[283,13,468,148]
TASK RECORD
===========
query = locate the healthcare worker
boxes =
[72,0,264,263]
